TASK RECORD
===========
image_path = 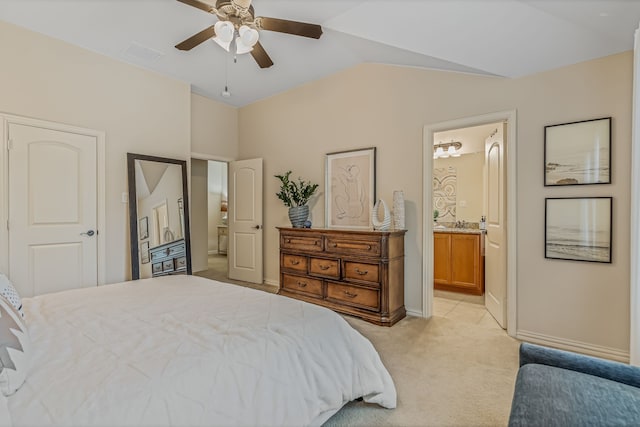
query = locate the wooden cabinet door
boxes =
[433,233,452,285]
[451,234,479,290]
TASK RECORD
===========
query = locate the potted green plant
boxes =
[275,171,319,228]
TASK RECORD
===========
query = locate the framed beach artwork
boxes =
[545,197,612,263]
[325,147,376,229]
[544,117,611,186]
[139,216,149,240]
[140,240,150,264]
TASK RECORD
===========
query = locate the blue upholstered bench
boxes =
[509,343,640,426]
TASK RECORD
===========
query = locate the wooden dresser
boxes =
[149,239,187,277]
[278,227,406,326]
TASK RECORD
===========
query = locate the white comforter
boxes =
[8,275,396,426]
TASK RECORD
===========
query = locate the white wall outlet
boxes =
[459,200,467,207]
[122,192,128,204]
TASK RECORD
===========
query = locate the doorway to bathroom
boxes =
[432,122,503,328]
[423,111,517,337]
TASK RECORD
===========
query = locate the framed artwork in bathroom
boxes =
[544,117,611,186]
[325,147,376,229]
[545,197,612,263]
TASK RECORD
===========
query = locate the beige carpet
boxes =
[196,260,521,426]
[325,307,520,426]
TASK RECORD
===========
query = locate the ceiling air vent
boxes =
[123,42,165,62]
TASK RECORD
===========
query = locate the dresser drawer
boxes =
[281,234,323,252]
[282,274,323,297]
[325,236,381,257]
[309,257,339,278]
[175,256,187,270]
[344,261,380,284]
[326,282,380,311]
[282,254,308,272]
[150,241,185,262]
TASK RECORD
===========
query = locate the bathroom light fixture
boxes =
[433,140,462,159]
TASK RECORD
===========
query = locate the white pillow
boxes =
[0,295,30,396]
[0,274,23,318]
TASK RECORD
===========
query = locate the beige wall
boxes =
[190,159,209,273]
[434,152,485,223]
[0,20,193,283]
[191,93,238,160]
[238,53,632,354]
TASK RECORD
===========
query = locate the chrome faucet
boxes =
[455,220,467,228]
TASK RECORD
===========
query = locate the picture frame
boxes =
[325,147,376,229]
[140,240,150,264]
[139,216,149,240]
[545,197,612,263]
[544,117,611,186]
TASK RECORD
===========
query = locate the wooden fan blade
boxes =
[175,25,216,50]
[251,41,274,68]
[177,0,216,13]
[258,17,323,39]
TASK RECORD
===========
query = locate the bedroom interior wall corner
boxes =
[0,20,192,284]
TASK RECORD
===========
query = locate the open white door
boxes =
[228,158,263,283]
[8,123,98,297]
[484,123,507,328]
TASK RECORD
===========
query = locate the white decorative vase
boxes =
[393,190,405,230]
[371,199,391,231]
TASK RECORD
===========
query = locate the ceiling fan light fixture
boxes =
[239,25,259,47]
[214,20,235,44]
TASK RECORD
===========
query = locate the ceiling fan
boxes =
[175,0,323,69]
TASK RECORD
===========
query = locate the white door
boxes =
[8,123,98,297]
[228,158,263,283]
[484,123,507,328]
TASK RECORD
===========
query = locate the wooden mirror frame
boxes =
[127,153,192,280]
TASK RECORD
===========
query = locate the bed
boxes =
[3,275,396,426]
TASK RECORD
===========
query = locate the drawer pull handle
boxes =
[355,268,368,275]
[286,239,291,243]
[344,290,358,298]
[297,281,307,288]
[331,243,373,250]
[319,265,330,271]
[290,260,300,265]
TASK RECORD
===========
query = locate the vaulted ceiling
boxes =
[1,0,639,107]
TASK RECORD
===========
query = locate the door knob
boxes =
[80,230,95,237]
[253,225,261,230]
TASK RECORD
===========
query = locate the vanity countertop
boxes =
[433,227,486,235]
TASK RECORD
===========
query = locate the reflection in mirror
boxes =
[127,153,191,280]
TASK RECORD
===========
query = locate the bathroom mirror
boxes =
[127,153,192,280]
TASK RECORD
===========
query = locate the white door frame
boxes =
[0,113,106,286]
[630,25,640,366]
[423,110,518,337]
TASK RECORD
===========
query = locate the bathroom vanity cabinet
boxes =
[434,230,485,295]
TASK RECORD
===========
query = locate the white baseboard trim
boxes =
[263,279,280,289]
[406,309,424,318]
[516,329,630,363]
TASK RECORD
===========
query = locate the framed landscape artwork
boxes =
[544,117,611,186]
[140,240,150,264]
[325,147,376,229]
[545,197,612,263]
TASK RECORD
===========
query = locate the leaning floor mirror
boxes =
[127,153,192,280]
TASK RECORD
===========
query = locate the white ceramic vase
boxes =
[393,190,405,230]
[372,199,391,231]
